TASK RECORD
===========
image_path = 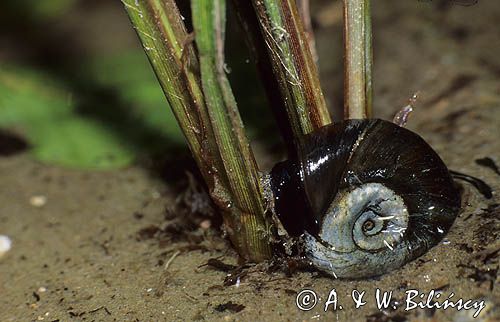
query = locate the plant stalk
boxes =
[123,0,272,261]
[296,0,319,64]
[122,0,215,184]
[191,0,272,261]
[230,0,295,154]
[343,0,373,119]
[248,0,332,139]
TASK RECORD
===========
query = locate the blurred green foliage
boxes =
[86,51,184,145]
[0,51,184,169]
[0,0,281,170]
[8,0,77,19]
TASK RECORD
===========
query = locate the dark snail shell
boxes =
[270,119,461,279]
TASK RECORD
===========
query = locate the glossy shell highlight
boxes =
[271,119,461,278]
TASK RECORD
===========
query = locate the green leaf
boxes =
[30,118,134,169]
[0,49,188,169]
[85,51,185,144]
[0,65,135,169]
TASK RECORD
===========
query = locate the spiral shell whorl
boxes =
[270,119,461,279]
[320,183,408,253]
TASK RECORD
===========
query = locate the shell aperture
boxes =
[270,119,461,278]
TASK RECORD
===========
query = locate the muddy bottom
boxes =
[1,1,499,321]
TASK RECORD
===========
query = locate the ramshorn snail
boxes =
[270,118,462,279]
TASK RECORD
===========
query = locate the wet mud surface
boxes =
[1,1,499,321]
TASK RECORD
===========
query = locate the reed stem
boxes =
[343,0,373,119]
[123,0,272,261]
[247,0,332,140]
[191,0,272,260]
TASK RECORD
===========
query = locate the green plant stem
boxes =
[191,0,272,261]
[249,0,332,138]
[123,0,272,261]
[297,0,318,64]
[343,0,373,119]
[122,0,216,185]
[230,0,295,154]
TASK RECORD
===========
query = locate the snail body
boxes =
[270,119,461,279]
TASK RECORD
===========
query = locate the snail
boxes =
[270,118,462,279]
